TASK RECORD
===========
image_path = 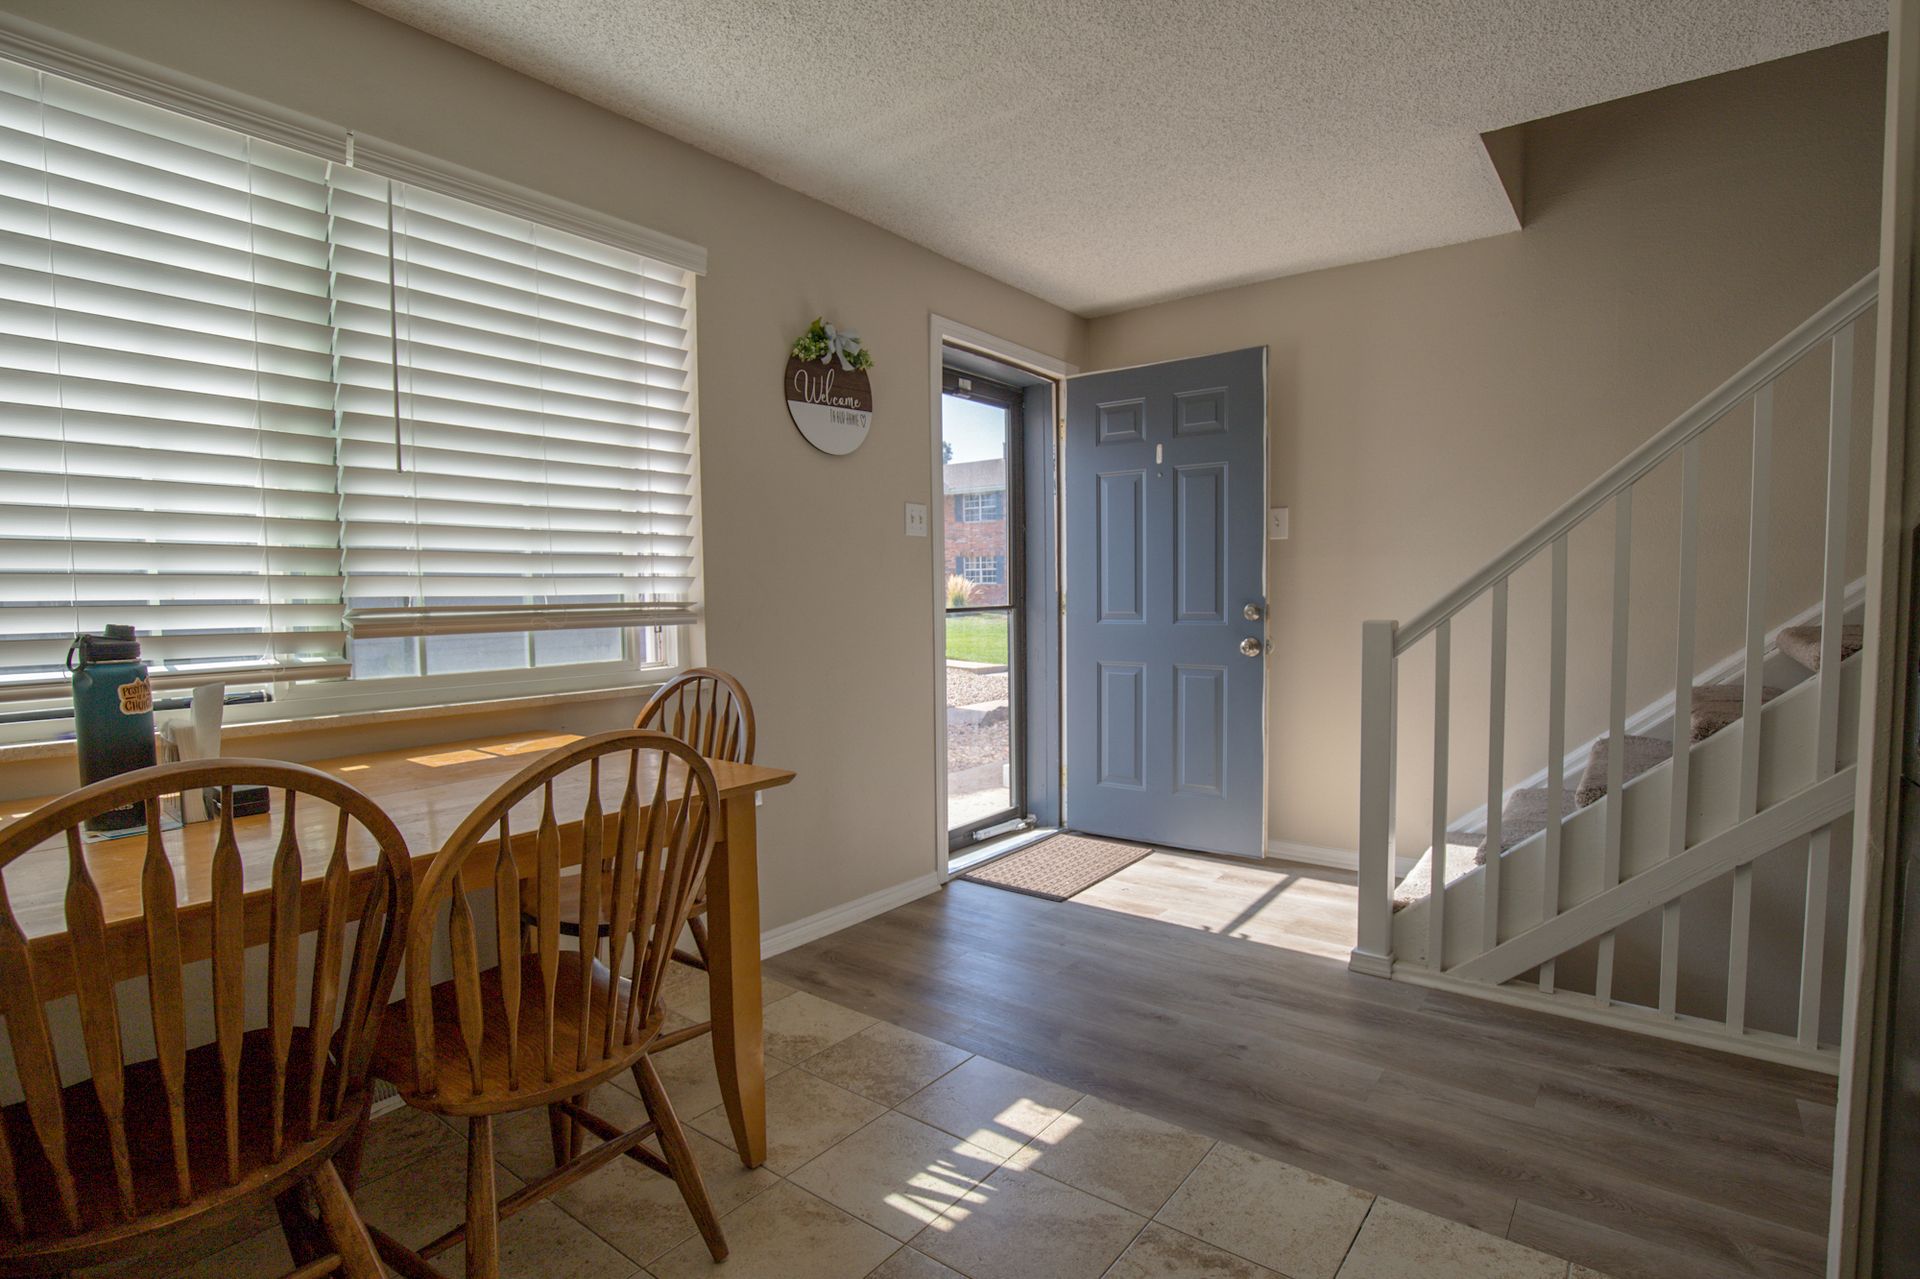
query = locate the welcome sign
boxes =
[785,317,874,455]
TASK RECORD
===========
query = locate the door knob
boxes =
[1243,602,1265,621]
[1240,636,1263,658]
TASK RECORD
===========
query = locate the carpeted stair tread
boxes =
[1690,682,1782,743]
[1574,733,1673,808]
[1775,623,1863,673]
[1392,840,1482,912]
[1476,786,1580,864]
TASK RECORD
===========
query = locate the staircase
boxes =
[1351,272,1877,1072]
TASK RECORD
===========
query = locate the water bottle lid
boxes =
[68,626,142,668]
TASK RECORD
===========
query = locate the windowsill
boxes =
[0,681,658,766]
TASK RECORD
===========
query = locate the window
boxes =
[0,61,699,707]
[957,490,1003,523]
[956,554,1004,587]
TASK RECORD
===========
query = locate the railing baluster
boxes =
[1728,386,1773,1034]
[1352,619,1398,976]
[1802,324,1856,1046]
[1596,488,1632,1008]
[1541,534,1569,993]
[1482,580,1507,955]
[1430,620,1450,970]
[1662,437,1702,1018]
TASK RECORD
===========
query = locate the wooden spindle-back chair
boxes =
[549,668,748,956]
[0,760,412,1278]
[539,670,756,1167]
[641,667,755,772]
[547,669,754,962]
[367,729,728,1278]
[632,668,753,974]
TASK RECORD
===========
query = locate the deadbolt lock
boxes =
[1243,602,1265,621]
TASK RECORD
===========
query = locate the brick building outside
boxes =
[943,456,1008,606]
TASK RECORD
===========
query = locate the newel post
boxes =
[1351,618,1398,976]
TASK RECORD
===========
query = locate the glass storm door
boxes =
[943,370,1025,848]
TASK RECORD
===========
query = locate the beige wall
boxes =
[1084,38,1888,857]
[0,0,1088,930]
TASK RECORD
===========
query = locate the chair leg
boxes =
[308,1157,385,1279]
[547,1101,571,1168]
[633,1053,727,1262]
[568,1093,588,1159]
[687,910,711,969]
[273,1181,329,1269]
[466,1115,501,1279]
[335,1097,372,1190]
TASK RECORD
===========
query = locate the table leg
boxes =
[707,792,766,1166]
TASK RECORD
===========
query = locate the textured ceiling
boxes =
[351,1,1886,315]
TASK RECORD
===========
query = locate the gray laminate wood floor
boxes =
[769,851,1836,1279]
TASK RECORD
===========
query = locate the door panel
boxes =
[1065,347,1266,858]
[1174,664,1227,797]
[1097,661,1146,789]
[1097,470,1146,622]
[1174,463,1227,623]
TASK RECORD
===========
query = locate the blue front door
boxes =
[1064,348,1267,858]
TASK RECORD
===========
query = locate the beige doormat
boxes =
[961,833,1153,901]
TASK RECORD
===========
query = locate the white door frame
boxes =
[927,315,1075,882]
[1830,4,1920,1272]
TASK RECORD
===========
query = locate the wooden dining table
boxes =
[0,730,797,1169]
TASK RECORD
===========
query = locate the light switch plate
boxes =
[905,501,929,537]
[1269,506,1290,540]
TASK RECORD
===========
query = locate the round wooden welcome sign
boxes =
[785,318,874,456]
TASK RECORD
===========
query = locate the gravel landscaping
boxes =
[946,666,1011,775]
[947,718,1009,771]
[947,668,1007,708]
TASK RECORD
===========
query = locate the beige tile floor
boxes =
[143,983,1611,1279]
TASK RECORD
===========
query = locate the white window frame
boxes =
[0,21,708,743]
[957,554,1003,587]
[957,490,1004,523]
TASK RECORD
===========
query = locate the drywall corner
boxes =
[1480,123,1526,228]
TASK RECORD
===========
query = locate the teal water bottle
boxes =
[69,625,157,833]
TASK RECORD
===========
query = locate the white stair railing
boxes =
[1353,272,1878,1058]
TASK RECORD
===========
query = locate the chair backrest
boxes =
[0,759,412,1242]
[407,730,719,1100]
[637,668,755,764]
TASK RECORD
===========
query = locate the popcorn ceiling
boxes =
[353,0,1884,315]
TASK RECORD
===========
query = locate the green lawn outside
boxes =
[946,612,1009,664]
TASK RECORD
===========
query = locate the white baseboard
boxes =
[1266,839,1419,878]
[760,873,943,959]
[1265,839,1357,870]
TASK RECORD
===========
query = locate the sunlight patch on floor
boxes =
[1068,850,1358,960]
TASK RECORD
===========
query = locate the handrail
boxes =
[1392,270,1879,653]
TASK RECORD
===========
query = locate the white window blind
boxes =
[327,168,697,642]
[0,59,700,701]
[0,63,348,696]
